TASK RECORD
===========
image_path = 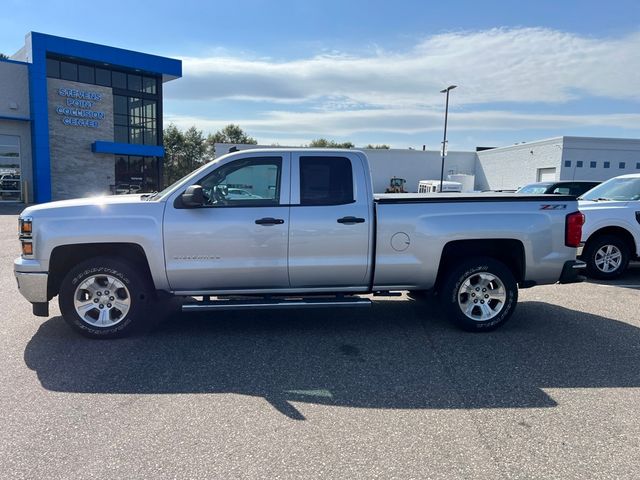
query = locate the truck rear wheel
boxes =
[58,257,153,339]
[440,257,518,332]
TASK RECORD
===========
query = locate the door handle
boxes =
[255,217,285,225]
[337,216,366,224]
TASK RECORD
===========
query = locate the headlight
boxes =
[19,217,34,257]
[19,217,33,237]
[21,241,33,255]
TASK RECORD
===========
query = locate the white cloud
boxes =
[162,27,640,144]
[164,27,640,107]
[166,109,640,138]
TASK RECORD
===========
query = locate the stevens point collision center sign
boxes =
[55,88,106,128]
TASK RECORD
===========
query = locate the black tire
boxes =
[582,234,630,280]
[440,257,518,332]
[59,256,154,339]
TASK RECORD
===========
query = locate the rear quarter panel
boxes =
[373,197,578,289]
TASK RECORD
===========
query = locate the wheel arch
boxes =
[584,226,637,258]
[48,243,154,299]
[434,239,525,292]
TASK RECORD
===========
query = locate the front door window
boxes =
[199,157,281,206]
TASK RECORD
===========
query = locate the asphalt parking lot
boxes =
[1,205,639,479]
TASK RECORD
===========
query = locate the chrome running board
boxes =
[181,296,372,312]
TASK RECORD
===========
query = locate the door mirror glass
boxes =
[182,185,205,207]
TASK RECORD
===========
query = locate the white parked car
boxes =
[226,188,262,200]
[578,173,640,279]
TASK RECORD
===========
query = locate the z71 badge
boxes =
[540,204,567,210]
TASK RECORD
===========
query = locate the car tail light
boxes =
[565,211,585,248]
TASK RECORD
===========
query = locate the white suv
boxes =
[578,173,640,279]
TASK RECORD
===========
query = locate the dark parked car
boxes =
[516,181,601,197]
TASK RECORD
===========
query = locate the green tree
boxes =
[364,144,390,149]
[163,124,186,186]
[308,138,354,148]
[0,53,8,60]
[183,126,207,170]
[206,124,258,158]
[207,124,258,145]
[163,124,208,185]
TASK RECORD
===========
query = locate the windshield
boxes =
[516,184,551,194]
[580,177,640,201]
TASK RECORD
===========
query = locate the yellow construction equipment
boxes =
[385,177,407,193]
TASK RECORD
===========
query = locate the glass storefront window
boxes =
[114,155,160,194]
[60,61,78,81]
[127,74,142,92]
[112,95,157,145]
[114,126,128,144]
[114,95,128,115]
[114,114,128,126]
[129,97,143,117]
[130,128,144,145]
[78,65,95,84]
[143,157,158,191]
[0,135,21,202]
[95,68,111,86]
[46,58,60,78]
[112,71,127,89]
[142,76,157,94]
[143,99,156,118]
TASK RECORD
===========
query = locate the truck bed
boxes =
[374,193,577,203]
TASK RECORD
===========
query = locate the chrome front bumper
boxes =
[13,258,49,303]
[14,257,49,303]
[15,271,49,303]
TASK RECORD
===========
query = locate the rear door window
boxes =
[300,156,354,205]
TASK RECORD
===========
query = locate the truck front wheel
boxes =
[440,257,518,332]
[59,257,153,339]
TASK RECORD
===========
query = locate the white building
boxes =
[215,135,640,193]
[475,136,640,190]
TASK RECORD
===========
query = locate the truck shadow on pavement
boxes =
[24,300,640,420]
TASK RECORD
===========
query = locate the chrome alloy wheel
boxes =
[457,272,507,322]
[73,274,131,327]
[594,244,623,273]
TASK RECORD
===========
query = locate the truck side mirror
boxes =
[182,185,205,207]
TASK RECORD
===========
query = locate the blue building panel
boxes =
[30,32,182,81]
[92,141,165,157]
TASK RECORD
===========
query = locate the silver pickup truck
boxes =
[15,149,584,338]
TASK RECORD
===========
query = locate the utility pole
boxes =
[439,85,457,192]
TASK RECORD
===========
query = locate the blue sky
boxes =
[2,0,640,149]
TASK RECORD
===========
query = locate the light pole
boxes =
[439,85,457,192]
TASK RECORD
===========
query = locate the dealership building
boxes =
[0,32,181,203]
